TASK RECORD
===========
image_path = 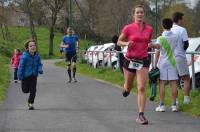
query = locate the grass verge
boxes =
[0,56,10,102]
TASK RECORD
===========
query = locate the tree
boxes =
[14,0,39,45]
[43,0,66,56]
[161,4,195,37]
[194,1,200,36]
[0,0,10,40]
[30,1,47,26]
[83,0,140,40]
[106,0,136,35]
[73,0,97,39]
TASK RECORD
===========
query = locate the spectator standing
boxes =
[171,12,191,104]
[112,35,124,73]
[149,18,179,112]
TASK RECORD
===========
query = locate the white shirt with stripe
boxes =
[156,30,178,69]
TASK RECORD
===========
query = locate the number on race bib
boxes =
[128,60,143,70]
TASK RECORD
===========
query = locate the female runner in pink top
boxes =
[118,5,153,125]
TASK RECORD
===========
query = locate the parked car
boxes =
[84,45,102,66]
[186,37,200,88]
[84,45,98,61]
[92,43,115,68]
[91,45,105,67]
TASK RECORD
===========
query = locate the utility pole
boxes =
[69,0,72,27]
[155,0,158,37]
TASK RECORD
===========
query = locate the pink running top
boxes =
[122,22,153,60]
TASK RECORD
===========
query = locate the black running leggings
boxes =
[21,75,37,104]
[14,68,18,80]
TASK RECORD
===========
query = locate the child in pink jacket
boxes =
[11,49,21,83]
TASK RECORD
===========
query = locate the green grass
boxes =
[0,55,10,102]
[178,90,200,117]
[56,58,200,117]
[0,27,93,60]
[36,27,63,59]
[0,27,63,59]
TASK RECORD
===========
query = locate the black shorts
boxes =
[123,57,150,73]
[65,51,77,64]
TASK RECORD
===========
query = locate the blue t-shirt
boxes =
[62,35,79,52]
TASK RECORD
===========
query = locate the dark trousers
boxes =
[21,75,37,104]
[14,68,18,80]
[118,53,125,73]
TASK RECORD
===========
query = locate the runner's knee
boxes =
[137,85,145,93]
[72,62,76,68]
[67,63,71,69]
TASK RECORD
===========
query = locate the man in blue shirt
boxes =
[60,27,80,83]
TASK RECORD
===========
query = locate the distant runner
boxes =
[60,27,80,83]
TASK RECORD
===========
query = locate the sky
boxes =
[149,0,199,9]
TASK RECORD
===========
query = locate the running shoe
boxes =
[73,77,77,82]
[68,78,72,83]
[28,103,34,110]
[155,105,166,112]
[136,114,148,125]
[171,105,178,112]
[122,90,130,97]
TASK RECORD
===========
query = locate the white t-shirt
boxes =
[156,30,178,69]
[171,24,188,59]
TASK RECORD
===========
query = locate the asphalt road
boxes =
[0,60,199,132]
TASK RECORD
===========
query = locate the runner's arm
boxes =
[148,43,160,49]
[60,42,69,48]
[117,33,129,47]
[76,40,80,50]
[154,50,160,68]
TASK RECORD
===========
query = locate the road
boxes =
[0,60,199,132]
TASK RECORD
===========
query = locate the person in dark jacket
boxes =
[18,39,43,110]
[112,35,124,73]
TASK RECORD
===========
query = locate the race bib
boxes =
[128,60,143,70]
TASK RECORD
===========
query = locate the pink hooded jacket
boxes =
[11,53,21,69]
